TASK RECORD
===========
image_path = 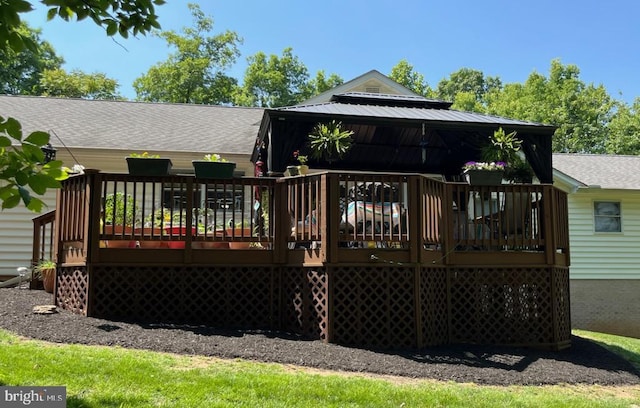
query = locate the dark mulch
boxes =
[1,288,639,386]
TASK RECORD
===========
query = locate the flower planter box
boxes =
[464,169,504,186]
[126,157,173,176]
[192,161,236,179]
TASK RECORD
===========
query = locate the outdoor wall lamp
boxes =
[41,143,56,163]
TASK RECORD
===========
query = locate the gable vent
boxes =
[365,87,380,93]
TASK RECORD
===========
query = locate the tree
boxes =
[234,47,312,108]
[389,60,433,97]
[1,0,165,210]
[133,3,241,104]
[40,68,122,100]
[307,70,343,96]
[0,116,67,211]
[486,60,614,153]
[437,68,501,112]
[606,98,640,154]
[0,23,63,95]
[1,0,165,52]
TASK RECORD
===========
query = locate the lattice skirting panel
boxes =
[280,267,328,340]
[90,265,278,327]
[420,267,449,346]
[448,267,571,349]
[65,263,571,350]
[56,266,89,315]
[331,266,417,349]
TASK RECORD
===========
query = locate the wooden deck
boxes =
[36,170,571,350]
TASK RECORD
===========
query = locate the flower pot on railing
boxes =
[192,161,236,179]
[164,226,196,249]
[463,169,504,186]
[126,157,173,176]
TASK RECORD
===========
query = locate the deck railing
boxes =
[41,169,569,267]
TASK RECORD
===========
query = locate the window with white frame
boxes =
[594,201,621,233]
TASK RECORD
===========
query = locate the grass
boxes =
[0,329,639,408]
[573,329,640,371]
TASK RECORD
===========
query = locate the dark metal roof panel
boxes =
[275,102,551,128]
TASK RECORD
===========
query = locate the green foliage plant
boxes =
[482,127,534,183]
[104,192,138,226]
[32,259,56,280]
[129,151,161,158]
[202,153,228,162]
[0,116,68,211]
[308,120,354,164]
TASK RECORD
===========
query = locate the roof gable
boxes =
[301,69,420,105]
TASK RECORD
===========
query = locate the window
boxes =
[594,201,621,232]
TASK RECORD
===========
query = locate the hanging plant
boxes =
[308,120,354,164]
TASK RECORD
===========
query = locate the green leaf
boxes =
[26,197,45,213]
[0,136,10,148]
[17,185,32,205]
[21,143,45,162]
[46,7,58,21]
[15,171,29,186]
[28,174,57,195]
[2,194,21,210]
[106,21,118,36]
[13,0,34,12]
[24,131,50,147]
[3,117,22,140]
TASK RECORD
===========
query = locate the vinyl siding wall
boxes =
[567,189,640,280]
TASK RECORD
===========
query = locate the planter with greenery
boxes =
[33,260,56,293]
[192,153,236,179]
[102,192,138,248]
[462,161,506,185]
[481,127,534,183]
[126,152,173,176]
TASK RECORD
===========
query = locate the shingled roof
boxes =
[0,95,264,155]
[553,153,640,190]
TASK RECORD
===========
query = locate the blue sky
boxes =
[22,1,640,103]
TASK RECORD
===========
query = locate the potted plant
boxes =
[126,151,172,176]
[102,192,138,248]
[308,120,354,165]
[33,260,56,293]
[462,161,506,185]
[293,150,309,175]
[193,153,236,179]
[481,127,533,183]
[226,221,253,249]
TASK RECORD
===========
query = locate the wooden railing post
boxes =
[273,179,289,264]
[543,185,558,265]
[85,170,103,264]
[408,175,421,264]
[440,183,454,264]
[322,173,340,264]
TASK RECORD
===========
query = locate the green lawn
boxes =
[0,329,638,408]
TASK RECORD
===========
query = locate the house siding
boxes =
[565,188,640,339]
[567,189,640,280]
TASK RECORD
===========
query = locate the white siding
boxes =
[0,193,57,276]
[567,189,640,279]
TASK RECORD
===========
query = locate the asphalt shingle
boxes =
[0,95,264,155]
[553,153,640,190]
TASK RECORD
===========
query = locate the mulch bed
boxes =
[1,288,638,386]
